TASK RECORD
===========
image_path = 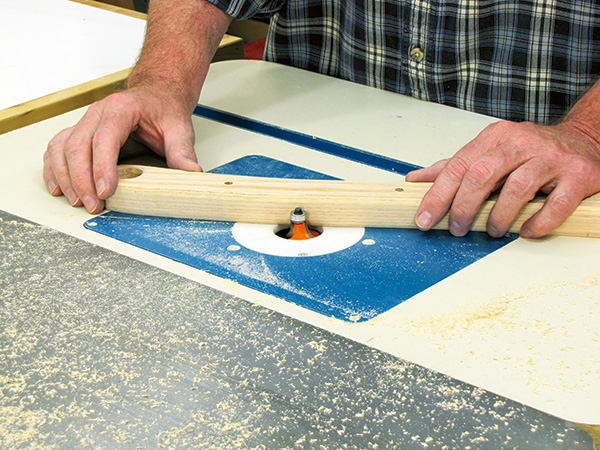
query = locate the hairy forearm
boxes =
[128,0,232,111]
[559,80,600,149]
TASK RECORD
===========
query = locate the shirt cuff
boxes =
[204,0,284,20]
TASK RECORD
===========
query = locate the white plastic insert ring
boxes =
[232,223,365,257]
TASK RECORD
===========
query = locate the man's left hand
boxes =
[406,119,600,238]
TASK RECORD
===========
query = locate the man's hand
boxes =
[43,87,201,213]
[406,119,600,238]
[42,0,232,214]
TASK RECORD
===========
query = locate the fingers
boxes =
[411,121,548,236]
[406,161,451,230]
[405,159,449,182]
[163,119,202,172]
[91,102,139,201]
[43,91,204,215]
[45,126,85,207]
[421,148,540,237]
[411,125,503,232]
[64,105,108,213]
[520,181,586,238]
[410,118,600,239]
[43,98,132,213]
[413,153,480,232]
[485,159,551,237]
[44,127,72,198]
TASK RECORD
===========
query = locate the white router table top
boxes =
[1,60,598,432]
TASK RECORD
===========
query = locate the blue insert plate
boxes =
[85,155,517,322]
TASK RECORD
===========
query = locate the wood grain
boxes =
[0,69,131,135]
[106,165,600,238]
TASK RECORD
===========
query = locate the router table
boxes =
[1,60,599,448]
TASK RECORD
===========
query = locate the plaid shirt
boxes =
[207,1,600,124]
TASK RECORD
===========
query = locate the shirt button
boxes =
[410,47,424,63]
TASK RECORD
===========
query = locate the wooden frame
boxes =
[70,0,146,19]
[0,0,243,135]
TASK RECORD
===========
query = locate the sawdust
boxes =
[203,251,369,320]
[0,212,593,448]
[0,406,52,449]
[394,274,600,402]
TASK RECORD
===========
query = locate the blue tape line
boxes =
[193,104,422,175]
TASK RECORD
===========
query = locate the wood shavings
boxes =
[0,212,593,449]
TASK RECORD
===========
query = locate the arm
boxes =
[43,0,232,213]
[406,80,600,238]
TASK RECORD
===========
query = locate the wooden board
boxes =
[70,0,145,19]
[107,164,600,238]
[0,69,131,135]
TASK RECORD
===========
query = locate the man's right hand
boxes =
[42,0,232,214]
[43,86,202,214]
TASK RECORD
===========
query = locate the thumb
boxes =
[163,122,203,172]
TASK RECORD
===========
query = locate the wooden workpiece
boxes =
[108,164,600,238]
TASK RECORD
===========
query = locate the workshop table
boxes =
[0,60,598,448]
[0,0,242,134]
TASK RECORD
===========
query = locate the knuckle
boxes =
[46,131,67,156]
[86,101,101,115]
[568,158,595,179]
[466,160,495,187]
[487,120,513,133]
[548,193,575,217]
[505,172,535,197]
[485,120,520,138]
[449,203,472,222]
[486,121,538,150]
[45,140,59,158]
[84,101,106,122]
[103,92,132,114]
[444,155,472,181]
[91,127,111,149]
[100,96,120,112]
[89,93,129,122]
[64,136,85,157]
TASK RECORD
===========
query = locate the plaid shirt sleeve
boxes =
[205,1,600,124]
[205,0,286,19]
